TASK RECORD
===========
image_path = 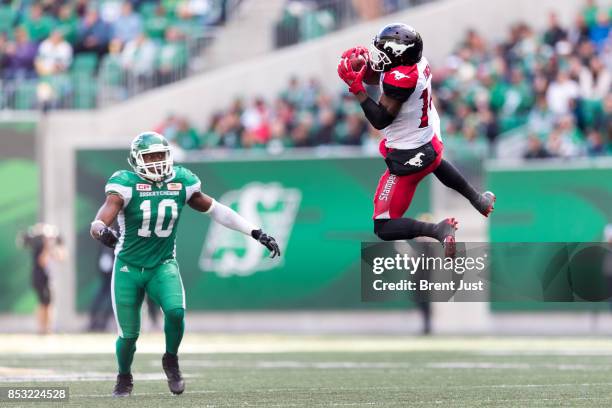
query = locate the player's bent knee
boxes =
[374,219,393,241]
[164,308,185,325]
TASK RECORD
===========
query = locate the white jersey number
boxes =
[137,199,178,238]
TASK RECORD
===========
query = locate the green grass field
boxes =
[2,334,612,407]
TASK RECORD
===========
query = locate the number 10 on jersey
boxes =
[137,199,178,238]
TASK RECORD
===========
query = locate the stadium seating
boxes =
[0,0,234,110]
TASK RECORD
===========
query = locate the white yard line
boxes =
[67,382,612,398]
[0,371,198,383]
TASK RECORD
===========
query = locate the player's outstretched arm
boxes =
[188,192,281,258]
[90,194,123,249]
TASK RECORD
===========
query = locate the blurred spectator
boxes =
[174,117,201,150]
[113,2,143,43]
[581,0,599,28]
[547,115,584,158]
[602,95,612,142]
[74,0,90,18]
[280,76,304,108]
[200,113,223,148]
[586,129,607,156]
[35,30,73,76]
[155,113,179,140]
[145,5,171,40]
[241,98,272,145]
[314,94,336,145]
[589,11,610,50]
[351,0,383,20]
[56,4,79,45]
[17,223,65,335]
[3,27,38,79]
[157,27,188,85]
[546,70,579,115]
[76,8,112,57]
[0,33,8,73]
[568,14,590,45]
[543,12,567,47]
[527,96,555,137]
[21,3,55,43]
[121,32,157,81]
[290,112,314,147]
[177,0,214,21]
[579,57,611,100]
[524,134,552,159]
[99,38,127,102]
[498,68,533,128]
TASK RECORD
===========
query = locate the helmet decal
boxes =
[386,42,414,57]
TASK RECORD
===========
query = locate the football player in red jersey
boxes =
[338,23,495,254]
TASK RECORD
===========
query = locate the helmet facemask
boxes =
[369,39,392,72]
[130,145,173,182]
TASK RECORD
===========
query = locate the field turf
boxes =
[1,334,612,407]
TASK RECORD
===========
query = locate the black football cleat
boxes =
[473,191,496,217]
[435,218,458,258]
[112,373,133,397]
[162,352,185,395]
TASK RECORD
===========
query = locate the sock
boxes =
[433,159,480,204]
[116,337,137,375]
[374,218,438,241]
[164,308,185,355]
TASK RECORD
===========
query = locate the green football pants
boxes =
[111,257,185,339]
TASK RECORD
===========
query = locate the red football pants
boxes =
[372,136,444,220]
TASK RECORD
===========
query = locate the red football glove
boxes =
[341,46,370,64]
[337,57,367,95]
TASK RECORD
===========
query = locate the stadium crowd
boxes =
[274,0,420,48]
[0,0,228,109]
[160,0,612,159]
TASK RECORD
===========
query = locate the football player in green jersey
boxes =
[90,131,280,397]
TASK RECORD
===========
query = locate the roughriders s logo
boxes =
[404,152,425,167]
[199,182,301,277]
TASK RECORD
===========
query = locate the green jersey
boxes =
[105,166,201,268]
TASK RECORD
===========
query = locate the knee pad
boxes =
[164,308,185,325]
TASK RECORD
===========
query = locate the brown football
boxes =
[349,54,366,71]
[347,54,380,84]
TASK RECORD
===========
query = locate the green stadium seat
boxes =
[73,78,98,109]
[14,81,38,110]
[72,53,99,74]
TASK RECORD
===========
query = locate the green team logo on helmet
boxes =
[128,131,174,182]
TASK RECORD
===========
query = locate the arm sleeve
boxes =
[360,97,396,130]
[204,199,258,236]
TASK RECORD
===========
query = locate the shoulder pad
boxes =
[383,65,418,89]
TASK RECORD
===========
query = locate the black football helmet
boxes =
[370,23,423,72]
